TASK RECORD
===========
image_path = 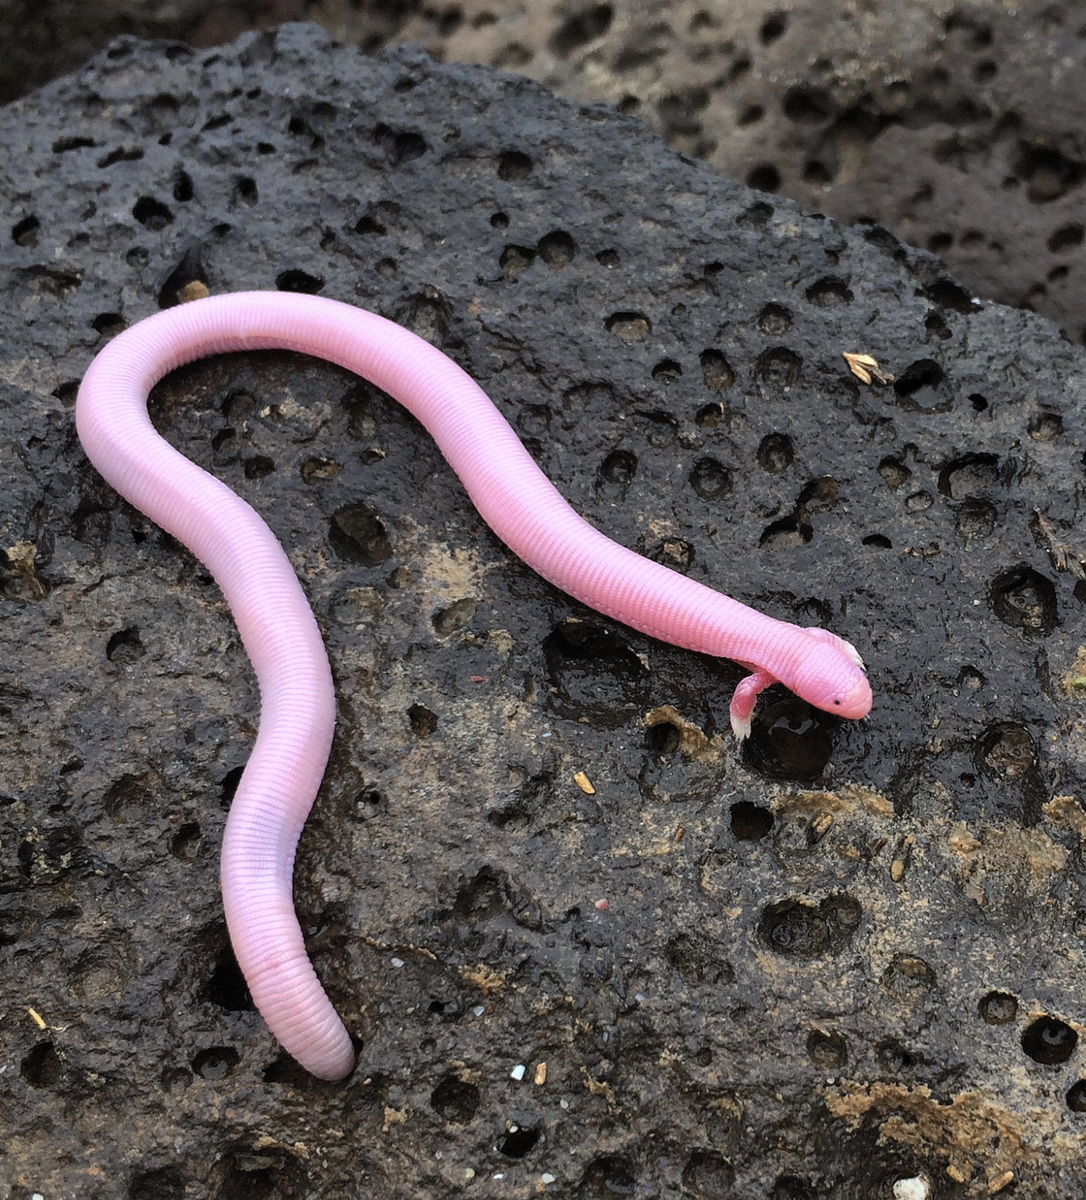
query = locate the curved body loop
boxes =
[76,292,870,1079]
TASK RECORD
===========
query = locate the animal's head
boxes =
[784,630,872,722]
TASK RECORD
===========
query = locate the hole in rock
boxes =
[699,348,735,391]
[730,800,773,840]
[497,150,532,180]
[758,894,862,958]
[432,598,476,636]
[430,1075,480,1124]
[755,346,801,388]
[689,457,732,500]
[498,1126,541,1158]
[192,1046,240,1079]
[21,1041,61,1088]
[757,303,792,334]
[1022,1015,1077,1064]
[976,722,1036,781]
[106,626,144,664]
[538,229,576,267]
[542,621,648,728]
[893,359,948,411]
[937,452,1000,499]
[329,503,392,566]
[978,991,1017,1025]
[682,1149,735,1198]
[806,1028,847,1069]
[645,719,681,755]
[132,196,172,229]
[881,954,936,1001]
[989,565,1057,634]
[605,311,651,342]
[408,704,438,737]
[203,947,253,1012]
[580,1155,637,1198]
[275,268,323,294]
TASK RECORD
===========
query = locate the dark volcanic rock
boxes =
[2,22,1086,1200]
[6,1,1086,347]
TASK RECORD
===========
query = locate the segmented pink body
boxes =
[76,292,870,1080]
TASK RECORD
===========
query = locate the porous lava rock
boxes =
[394,0,1086,344]
[2,22,1086,1200]
[5,1,1086,345]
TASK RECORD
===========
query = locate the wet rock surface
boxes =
[5,1,1086,344]
[2,21,1086,1200]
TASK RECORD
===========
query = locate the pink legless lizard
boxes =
[75,291,871,1080]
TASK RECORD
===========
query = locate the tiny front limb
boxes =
[729,668,778,739]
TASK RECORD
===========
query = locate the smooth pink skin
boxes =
[75,291,871,1080]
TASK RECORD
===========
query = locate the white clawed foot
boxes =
[730,710,753,740]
